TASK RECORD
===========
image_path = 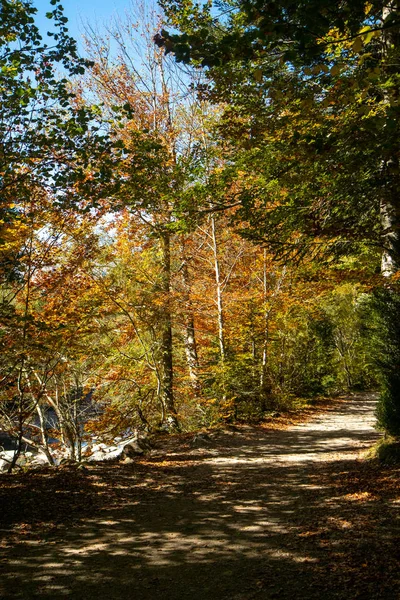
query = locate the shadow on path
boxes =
[1,394,399,600]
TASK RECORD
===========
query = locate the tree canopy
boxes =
[1,1,400,472]
[156,0,400,271]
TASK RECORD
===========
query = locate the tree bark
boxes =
[211,216,226,362]
[36,404,55,465]
[380,195,400,276]
[159,230,178,428]
[260,250,270,394]
[180,236,201,396]
[380,2,400,276]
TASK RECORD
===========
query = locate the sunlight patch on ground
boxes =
[343,491,376,501]
[63,542,110,554]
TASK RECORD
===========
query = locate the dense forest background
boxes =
[1,0,399,469]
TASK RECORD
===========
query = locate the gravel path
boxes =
[2,393,398,600]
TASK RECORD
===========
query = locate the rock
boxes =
[87,450,109,462]
[106,447,124,460]
[120,434,152,454]
[88,447,124,462]
[0,450,15,462]
[91,443,107,453]
[0,459,9,472]
[30,453,49,467]
[120,436,138,447]
[105,445,118,453]
[122,442,145,457]
[136,437,153,451]
[81,436,152,463]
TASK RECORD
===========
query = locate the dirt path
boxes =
[1,394,399,600]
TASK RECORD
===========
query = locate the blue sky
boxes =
[32,0,133,48]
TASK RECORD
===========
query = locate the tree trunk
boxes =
[260,250,270,395]
[36,404,55,465]
[159,230,178,428]
[180,236,201,396]
[211,216,226,362]
[380,171,400,277]
[8,420,23,474]
[381,2,400,276]
[260,261,286,406]
[8,372,27,473]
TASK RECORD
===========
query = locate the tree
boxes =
[81,5,207,429]
[0,0,129,467]
[157,0,400,433]
[157,1,397,264]
[0,0,120,244]
[0,184,106,468]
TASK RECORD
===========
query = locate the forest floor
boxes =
[1,393,400,600]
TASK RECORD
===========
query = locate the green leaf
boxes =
[254,68,263,82]
[352,37,363,53]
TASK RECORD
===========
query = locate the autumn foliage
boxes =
[1,0,398,467]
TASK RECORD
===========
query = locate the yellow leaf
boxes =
[364,2,373,15]
[363,30,374,45]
